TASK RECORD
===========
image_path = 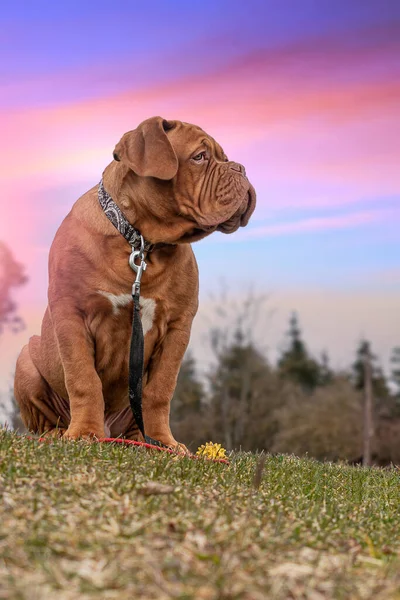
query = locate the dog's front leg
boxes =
[142,326,190,449]
[51,305,105,439]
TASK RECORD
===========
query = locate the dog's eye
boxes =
[192,152,206,163]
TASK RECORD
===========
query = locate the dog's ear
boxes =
[113,117,178,180]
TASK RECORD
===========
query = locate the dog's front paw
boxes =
[168,441,190,455]
[143,431,190,454]
[160,437,190,454]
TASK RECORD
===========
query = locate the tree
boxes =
[207,328,268,449]
[361,342,373,466]
[170,351,207,451]
[0,389,26,432]
[0,241,28,430]
[390,347,400,397]
[375,417,400,466]
[206,326,299,452]
[272,378,363,462]
[319,350,333,386]
[351,340,389,401]
[0,241,27,334]
[278,313,321,392]
[172,351,204,420]
[189,289,280,451]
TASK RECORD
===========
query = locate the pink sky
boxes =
[2,27,399,252]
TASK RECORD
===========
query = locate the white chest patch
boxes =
[98,291,156,336]
[98,291,131,314]
[139,297,156,336]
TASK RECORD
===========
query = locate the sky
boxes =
[1,0,400,395]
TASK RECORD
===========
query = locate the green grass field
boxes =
[1,427,400,599]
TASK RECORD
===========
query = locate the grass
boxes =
[1,428,400,599]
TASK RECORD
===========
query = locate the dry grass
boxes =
[1,427,400,599]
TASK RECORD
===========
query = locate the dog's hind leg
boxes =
[14,338,68,436]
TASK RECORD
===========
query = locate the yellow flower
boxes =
[196,441,227,460]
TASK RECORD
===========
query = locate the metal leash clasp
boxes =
[129,235,147,297]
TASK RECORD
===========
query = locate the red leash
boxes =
[36,436,229,465]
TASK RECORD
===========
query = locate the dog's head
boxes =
[112,116,256,243]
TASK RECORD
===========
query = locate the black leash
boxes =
[128,290,145,436]
[98,180,167,448]
[128,241,166,447]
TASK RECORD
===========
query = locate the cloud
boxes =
[2,21,399,149]
[232,208,399,240]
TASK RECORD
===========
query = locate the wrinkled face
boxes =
[113,116,256,243]
[166,121,256,237]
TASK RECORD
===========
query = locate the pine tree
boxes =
[319,350,333,386]
[278,313,321,392]
[351,339,389,400]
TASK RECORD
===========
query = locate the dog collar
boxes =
[98,179,153,252]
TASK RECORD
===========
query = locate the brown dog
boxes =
[14,117,256,448]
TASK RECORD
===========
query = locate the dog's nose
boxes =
[229,162,246,176]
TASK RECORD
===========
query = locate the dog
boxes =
[14,116,256,448]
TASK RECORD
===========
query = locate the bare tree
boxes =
[363,346,373,466]
[272,378,363,462]
[200,289,282,451]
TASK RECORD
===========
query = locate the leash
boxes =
[128,238,166,447]
[98,180,167,448]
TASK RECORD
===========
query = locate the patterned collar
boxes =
[98,179,153,252]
